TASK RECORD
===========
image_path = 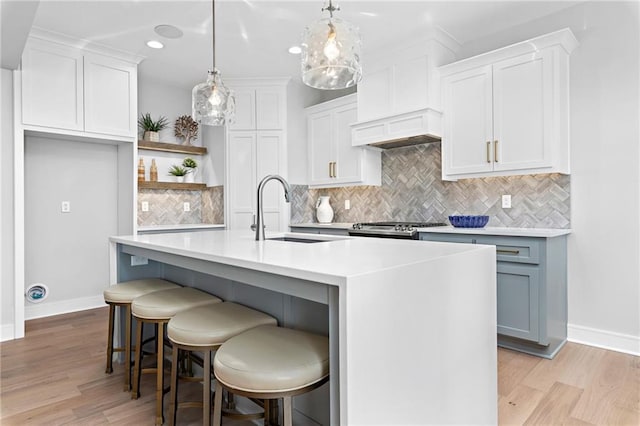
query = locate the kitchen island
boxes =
[109,230,497,425]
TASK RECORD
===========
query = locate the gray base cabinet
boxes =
[419,232,567,359]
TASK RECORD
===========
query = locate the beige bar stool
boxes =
[131,287,222,425]
[212,325,330,426]
[167,302,277,426]
[103,278,180,390]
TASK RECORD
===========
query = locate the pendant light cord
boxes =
[211,0,216,71]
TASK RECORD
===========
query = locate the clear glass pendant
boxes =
[192,69,235,126]
[301,15,362,90]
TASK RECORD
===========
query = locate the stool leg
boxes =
[169,346,180,426]
[132,319,143,399]
[269,399,279,425]
[124,304,132,391]
[283,396,293,426]
[155,322,165,425]
[212,380,223,426]
[105,303,115,374]
[203,350,212,426]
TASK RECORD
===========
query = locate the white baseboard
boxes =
[24,294,105,320]
[0,323,15,342]
[568,323,640,356]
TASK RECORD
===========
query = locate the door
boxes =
[256,131,285,232]
[493,51,553,171]
[84,53,137,137]
[442,65,493,175]
[496,262,540,342]
[227,131,256,230]
[308,111,334,186]
[21,39,83,131]
[332,103,361,184]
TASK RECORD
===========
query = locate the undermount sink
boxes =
[266,237,326,243]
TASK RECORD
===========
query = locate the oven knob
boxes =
[407,226,414,232]
[353,223,362,230]
[394,225,401,231]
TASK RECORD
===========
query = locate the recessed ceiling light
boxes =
[146,40,164,49]
[154,24,184,39]
[288,46,302,55]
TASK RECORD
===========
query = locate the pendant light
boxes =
[301,0,362,90]
[192,0,234,126]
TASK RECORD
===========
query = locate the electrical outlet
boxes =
[61,201,71,213]
[502,194,512,209]
[141,201,149,212]
[130,255,148,266]
[345,199,351,210]
[183,202,190,212]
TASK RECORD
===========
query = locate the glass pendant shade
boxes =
[301,16,362,90]
[192,69,235,126]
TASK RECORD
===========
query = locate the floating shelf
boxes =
[138,181,207,190]
[138,140,207,155]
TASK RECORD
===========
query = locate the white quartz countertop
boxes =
[289,222,353,230]
[110,230,491,285]
[417,226,571,237]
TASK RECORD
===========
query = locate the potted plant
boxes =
[168,164,189,183]
[138,113,168,142]
[182,157,198,182]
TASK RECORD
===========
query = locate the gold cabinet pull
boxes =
[486,141,491,163]
[333,162,337,178]
[497,249,520,255]
[494,140,499,163]
[328,162,333,178]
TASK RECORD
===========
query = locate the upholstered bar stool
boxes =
[131,287,222,425]
[212,325,330,426]
[103,278,180,391]
[167,302,277,426]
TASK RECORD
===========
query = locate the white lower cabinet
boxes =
[439,29,578,180]
[307,94,381,188]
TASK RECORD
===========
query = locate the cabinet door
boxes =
[497,263,540,342]
[493,51,552,171]
[227,131,256,230]
[228,88,256,130]
[84,53,137,137]
[256,131,285,232]
[442,65,494,175]
[21,39,83,130]
[256,88,285,130]
[307,111,335,186]
[333,103,361,184]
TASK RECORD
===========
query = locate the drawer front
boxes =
[419,233,476,244]
[497,262,540,342]
[475,236,541,264]
[291,227,349,236]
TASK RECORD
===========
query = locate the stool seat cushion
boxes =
[168,302,277,347]
[213,325,329,393]
[103,279,180,303]
[132,287,221,320]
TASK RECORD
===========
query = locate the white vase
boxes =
[316,196,334,223]
[175,176,185,183]
[185,171,195,183]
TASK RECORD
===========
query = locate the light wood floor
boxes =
[1,307,638,425]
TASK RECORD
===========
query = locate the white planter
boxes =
[185,170,196,183]
[175,176,185,183]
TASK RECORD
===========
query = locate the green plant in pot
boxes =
[182,157,198,183]
[138,113,168,142]
[168,164,190,183]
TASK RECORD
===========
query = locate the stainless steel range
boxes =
[349,221,447,239]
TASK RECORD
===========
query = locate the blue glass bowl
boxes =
[448,215,489,228]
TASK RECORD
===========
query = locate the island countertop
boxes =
[110,230,492,286]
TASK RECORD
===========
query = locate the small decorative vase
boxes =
[175,176,185,183]
[185,171,195,183]
[316,196,334,223]
[143,131,159,142]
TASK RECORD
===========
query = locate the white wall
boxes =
[456,1,640,353]
[1,68,15,340]
[23,136,118,319]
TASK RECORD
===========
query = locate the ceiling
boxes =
[11,0,580,90]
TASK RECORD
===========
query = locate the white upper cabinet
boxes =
[439,29,578,181]
[307,94,381,188]
[228,83,286,131]
[20,36,139,140]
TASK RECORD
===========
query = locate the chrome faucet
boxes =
[252,174,291,241]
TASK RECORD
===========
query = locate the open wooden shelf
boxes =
[138,140,207,155]
[138,181,207,190]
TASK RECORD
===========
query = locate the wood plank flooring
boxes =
[1,307,638,425]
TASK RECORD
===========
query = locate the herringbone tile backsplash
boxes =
[291,143,570,228]
[138,186,224,226]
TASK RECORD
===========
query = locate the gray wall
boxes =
[454,1,640,350]
[24,136,118,318]
[1,68,15,339]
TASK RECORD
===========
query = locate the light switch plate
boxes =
[141,201,149,212]
[502,195,512,209]
[183,202,190,212]
[345,200,351,210]
[61,201,71,213]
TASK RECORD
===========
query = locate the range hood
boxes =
[351,107,443,149]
